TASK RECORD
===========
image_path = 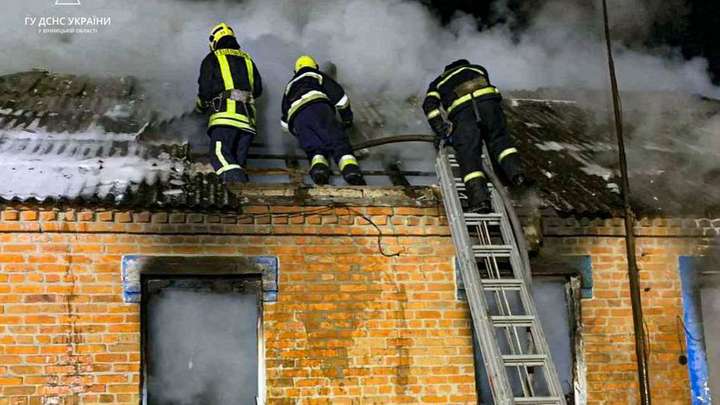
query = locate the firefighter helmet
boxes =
[294,55,319,73]
[209,23,236,51]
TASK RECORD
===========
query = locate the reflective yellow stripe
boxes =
[498,147,518,162]
[447,87,500,114]
[285,72,323,95]
[338,155,359,171]
[288,90,329,121]
[463,171,485,183]
[426,91,440,99]
[216,164,243,175]
[209,112,255,131]
[215,52,236,115]
[311,154,329,168]
[215,53,235,90]
[214,141,243,175]
[209,118,255,131]
[245,57,254,91]
[438,67,487,89]
[427,109,441,119]
[335,94,350,109]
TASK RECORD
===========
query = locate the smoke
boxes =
[147,287,259,404]
[0,0,718,152]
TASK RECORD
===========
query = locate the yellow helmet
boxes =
[294,55,318,73]
[209,23,235,51]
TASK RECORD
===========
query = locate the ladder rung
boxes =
[471,245,513,257]
[481,279,523,290]
[502,354,547,367]
[464,212,503,226]
[514,397,564,404]
[491,315,535,327]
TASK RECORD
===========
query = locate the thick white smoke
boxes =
[1,0,718,158]
[2,0,718,109]
[147,288,259,404]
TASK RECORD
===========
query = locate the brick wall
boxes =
[542,216,718,405]
[0,206,477,404]
[0,206,715,404]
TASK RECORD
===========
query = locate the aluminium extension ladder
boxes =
[436,147,567,405]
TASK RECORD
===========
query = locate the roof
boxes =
[505,92,720,217]
[1,70,719,216]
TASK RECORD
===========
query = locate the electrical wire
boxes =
[677,315,705,343]
[234,203,403,258]
[341,205,403,258]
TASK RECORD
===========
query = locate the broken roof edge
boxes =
[0,184,442,213]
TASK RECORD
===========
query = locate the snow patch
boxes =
[0,135,185,202]
[103,104,133,120]
[580,163,613,181]
[606,183,620,194]
[536,141,566,151]
[509,98,577,105]
[1,127,139,141]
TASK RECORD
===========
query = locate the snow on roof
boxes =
[2,71,719,216]
[0,131,186,203]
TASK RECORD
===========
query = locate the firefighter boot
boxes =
[309,163,331,186]
[466,178,492,213]
[220,167,249,185]
[341,164,366,186]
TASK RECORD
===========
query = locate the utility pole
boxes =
[601,1,652,403]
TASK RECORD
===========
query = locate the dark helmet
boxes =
[444,59,470,72]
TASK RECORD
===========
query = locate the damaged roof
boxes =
[1,70,719,216]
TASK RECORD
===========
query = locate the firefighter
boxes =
[195,23,263,184]
[423,59,526,213]
[281,55,365,186]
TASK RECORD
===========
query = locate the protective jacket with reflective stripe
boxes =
[281,67,352,132]
[422,62,500,128]
[197,42,263,132]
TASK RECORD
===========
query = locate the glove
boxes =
[429,119,450,136]
[194,98,209,115]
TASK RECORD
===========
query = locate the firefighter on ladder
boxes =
[281,55,365,186]
[196,23,263,184]
[423,59,526,213]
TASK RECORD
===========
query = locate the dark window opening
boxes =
[141,276,262,405]
[473,276,580,404]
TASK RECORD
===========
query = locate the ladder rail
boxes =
[438,148,568,404]
[481,150,533,285]
[436,147,515,404]
[490,183,568,402]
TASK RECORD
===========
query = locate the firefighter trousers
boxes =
[292,103,355,165]
[208,126,253,182]
[450,99,522,185]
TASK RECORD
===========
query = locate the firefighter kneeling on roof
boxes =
[196,23,263,184]
[423,59,527,213]
[281,55,366,186]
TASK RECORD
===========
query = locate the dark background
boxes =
[423,0,720,84]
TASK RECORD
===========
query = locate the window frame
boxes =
[137,256,270,405]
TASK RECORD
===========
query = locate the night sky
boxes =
[424,0,720,84]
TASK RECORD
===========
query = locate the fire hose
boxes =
[352,134,532,278]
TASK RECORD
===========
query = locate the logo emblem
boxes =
[55,0,81,5]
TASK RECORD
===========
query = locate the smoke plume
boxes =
[147,287,259,404]
[0,0,718,162]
